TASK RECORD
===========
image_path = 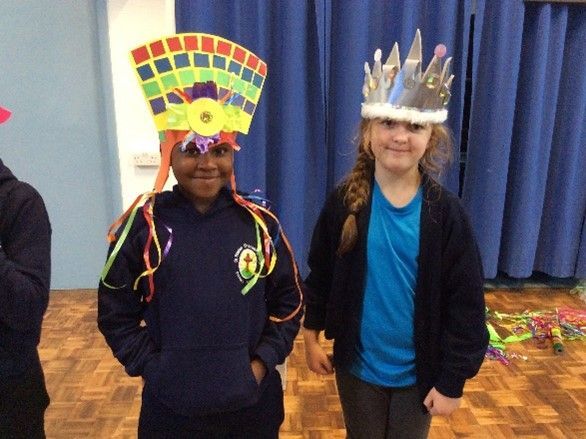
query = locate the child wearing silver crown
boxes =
[97,33,302,438]
[303,30,488,438]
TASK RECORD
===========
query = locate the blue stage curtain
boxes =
[176,0,471,274]
[463,1,586,278]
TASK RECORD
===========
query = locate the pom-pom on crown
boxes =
[361,29,454,124]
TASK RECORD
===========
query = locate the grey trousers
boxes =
[336,369,431,439]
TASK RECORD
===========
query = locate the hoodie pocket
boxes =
[152,343,259,417]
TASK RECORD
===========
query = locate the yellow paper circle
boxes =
[186,98,226,136]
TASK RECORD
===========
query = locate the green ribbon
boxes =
[100,194,147,289]
[487,322,533,349]
[241,222,265,296]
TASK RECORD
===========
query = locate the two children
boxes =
[98,30,487,438]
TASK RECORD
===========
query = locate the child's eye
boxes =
[409,123,425,131]
[210,145,230,157]
[382,119,398,128]
[180,142,201,156]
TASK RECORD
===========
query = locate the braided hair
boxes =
[337,119,375,255]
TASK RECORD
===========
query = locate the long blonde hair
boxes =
[336,119,453,256]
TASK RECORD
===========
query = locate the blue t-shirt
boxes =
[350,182,422,387]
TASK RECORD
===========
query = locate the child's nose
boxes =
[196,153,216,168]
[391,126,408,141]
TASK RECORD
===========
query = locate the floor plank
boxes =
[39,289,586,438]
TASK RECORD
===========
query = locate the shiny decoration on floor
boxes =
[486,306,586,364]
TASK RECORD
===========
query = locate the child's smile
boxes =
[370,119,432,176]
[171,142,234,213]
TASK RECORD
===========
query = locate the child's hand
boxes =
[251,358,267,384]
[423,387,461,416]
[303,329,334,375]
[305,343,334,375]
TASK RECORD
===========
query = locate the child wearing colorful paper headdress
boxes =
[0,106,52,438]
[97,33,302,437]
[303,30,488,437]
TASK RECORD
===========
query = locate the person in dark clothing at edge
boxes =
[97,33,303,438]
[303,30,489,438]
[0,105,51,438]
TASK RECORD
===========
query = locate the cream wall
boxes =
[106,0,176,208]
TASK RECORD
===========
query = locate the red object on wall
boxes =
[0,106,11,124]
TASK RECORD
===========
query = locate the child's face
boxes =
[171,142,234,212]
[370,119,432,176]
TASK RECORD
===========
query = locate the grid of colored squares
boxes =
[131,34,267,133]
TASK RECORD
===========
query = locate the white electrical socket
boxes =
[133,152,160,167]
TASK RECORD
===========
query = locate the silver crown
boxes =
[361,29,454,124]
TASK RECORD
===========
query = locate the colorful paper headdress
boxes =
[361,29,453,124]
[102,34,302,322]
[0,106,11,124]
[130,33,267,191]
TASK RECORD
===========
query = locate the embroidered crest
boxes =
[234,243,258,283]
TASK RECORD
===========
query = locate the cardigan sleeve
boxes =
[435,198,489,398]
[0,184,51,332]
[303,191,340,330]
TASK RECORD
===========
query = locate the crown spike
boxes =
[364,61,372,79]
[363,62,373,98]
[422,56,442,89]
[440,57,452,83]
[438,74,454,106]
[444,75,454,89]
[405,29,422,63]
[400,29,423,90]
[372,48,383,81]
[385,42,400,70]
[374,48,382,62]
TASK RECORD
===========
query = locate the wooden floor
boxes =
[39,289,586,438]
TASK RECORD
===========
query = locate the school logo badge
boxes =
[234,243,258,282]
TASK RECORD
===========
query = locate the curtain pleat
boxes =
[465,1,586,278]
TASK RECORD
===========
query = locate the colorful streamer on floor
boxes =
[485,306,586,364]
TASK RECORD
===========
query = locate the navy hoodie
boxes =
[98,186,302,417]
[0,159,51,378]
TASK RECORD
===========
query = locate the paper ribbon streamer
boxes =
[100,192,173,302]
[231,174,303,323]
[485,306,586,363]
